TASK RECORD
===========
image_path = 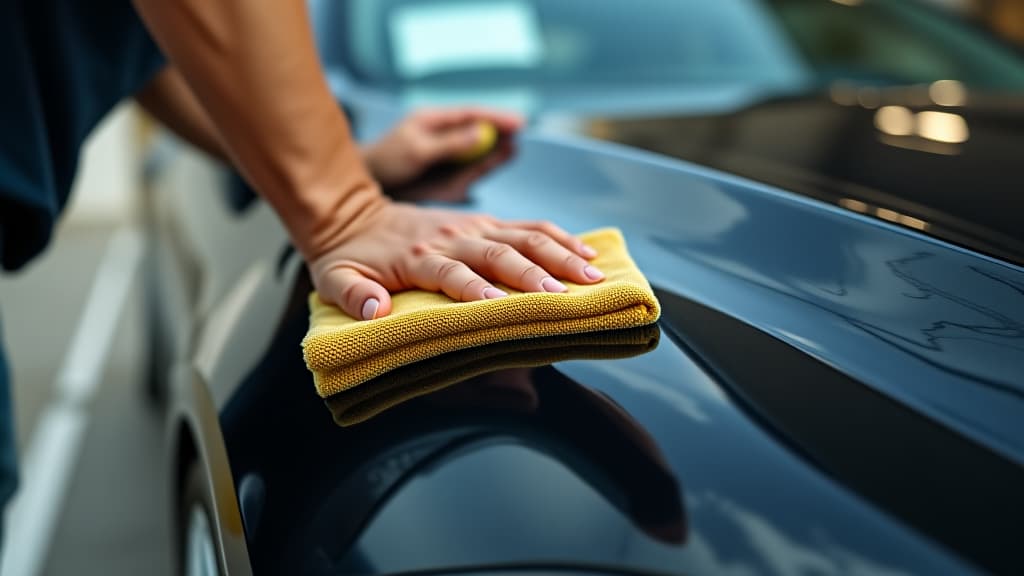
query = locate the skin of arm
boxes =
[135,66,523,189]
[131,0,604,321]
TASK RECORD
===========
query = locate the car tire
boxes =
[178,460,223,576]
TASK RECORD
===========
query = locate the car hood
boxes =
[471,130,1024,456]
[349,81,1024,264]
[567,90,1024,268]
[218,124,1023,575]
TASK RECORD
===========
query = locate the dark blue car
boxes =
[143,1,1024,574]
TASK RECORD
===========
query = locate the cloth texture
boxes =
[325,325,660,426]
[303,227,660,397]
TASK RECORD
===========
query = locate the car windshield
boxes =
[312,0,1024,92]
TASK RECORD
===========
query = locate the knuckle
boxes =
[563,253,585,269]
[410,242,432,257]
[524,232,549,249]
[518,264,545,284]
[534,220,558,234]
[436,259,464,279]
[459,278,487,301]
[409,141,431,163]
[417,254,446,279]
[339,283,364,311]
[483,242,513,263]
[439,224,461,238]
[475,215,497,227]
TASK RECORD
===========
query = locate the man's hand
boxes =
[129,0,600,323]
[389,139,515,204]
[363,108,523,189]
[308,200,604,321]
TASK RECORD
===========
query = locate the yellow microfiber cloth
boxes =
[324,325,660,426]
[302,227,660,398]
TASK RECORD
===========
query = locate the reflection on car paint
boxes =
[322,326,660,426]
[658,290,1024,575]
[454,135,1024,467]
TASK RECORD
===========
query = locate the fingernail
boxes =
[580,243,598,258]
[483,287,508,299]
[583,265,604,280]
[541,277,568,293]
[361,298,380,321]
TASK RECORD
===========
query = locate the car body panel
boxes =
[152,125,1023,574]
[163,359,253,576]
[147,2,1024,573]
[203,266,986,576]
[577,93,1024,266]
[469,135,1024,465]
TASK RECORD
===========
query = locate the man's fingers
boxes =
[483,229,604,285]
[419,107,523,133]
[463,106,524,132]
[418,124,488,164]
[498,220,599,259]
[444,237,566,293]
[416,108,474,129]
[412,253,508,302]
[308,202,598,323]
[467,108,523,133]
[318,267,393,321]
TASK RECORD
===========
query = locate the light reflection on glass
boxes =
[874,106,914,136]
[916,111,970,143]
[929,80,967,107]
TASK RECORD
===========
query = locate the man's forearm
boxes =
[138,65,386,185]
[131,0,382,260]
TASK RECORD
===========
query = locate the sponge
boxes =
[452,121,499,163]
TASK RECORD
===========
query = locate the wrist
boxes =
[291,180,390,263]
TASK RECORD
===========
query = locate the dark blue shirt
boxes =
[0,0,165,270]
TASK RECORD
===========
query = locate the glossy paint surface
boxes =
[467,135,1024,463]
[194,127,1023,574]
[152,17,1024,569]
[218,278,982,576]
[580,94,1024,266]
[139,1,1024,572]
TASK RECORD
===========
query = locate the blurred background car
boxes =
[1,1,1022,575]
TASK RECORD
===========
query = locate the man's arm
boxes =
[131,0,374,262]
[130,0,603,321]
[135,66,523,189]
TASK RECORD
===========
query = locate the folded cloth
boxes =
[325,325,660,426]
[302,227,660,397]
